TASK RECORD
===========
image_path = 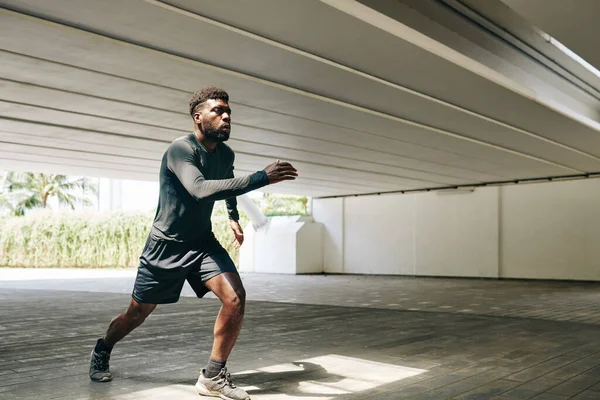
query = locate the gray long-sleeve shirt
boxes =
[150,133,268,242]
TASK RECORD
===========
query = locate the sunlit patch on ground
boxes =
[106,354,426,399]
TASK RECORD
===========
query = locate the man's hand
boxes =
[263,160,298,184]
[230,220,244,249]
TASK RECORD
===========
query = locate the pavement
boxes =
[1,268,600,399]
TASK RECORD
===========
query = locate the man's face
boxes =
[194,98,231,142]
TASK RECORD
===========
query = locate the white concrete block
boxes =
[240,216,323,274]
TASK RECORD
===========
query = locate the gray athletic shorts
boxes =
[132,232,237,304]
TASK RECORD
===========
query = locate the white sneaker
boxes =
[195,368,250,400]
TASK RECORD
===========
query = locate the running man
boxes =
[89,86,298,400]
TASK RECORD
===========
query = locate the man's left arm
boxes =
[225,164,244,248]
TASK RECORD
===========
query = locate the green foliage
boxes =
[260,193,308,216]
[3,172,97,216]
[0,210,151,268]
[0,172,14,216]
[211,202,250,266]
[0,204,248,268]
[0,192,13,216]
[0,193,308,269]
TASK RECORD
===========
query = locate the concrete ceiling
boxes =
[1,0,600,197]
[500,0,600,72]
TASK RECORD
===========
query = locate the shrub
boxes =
[0,194,307,268]
[0,204,249,268]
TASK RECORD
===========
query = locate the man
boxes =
[89,87,298,400]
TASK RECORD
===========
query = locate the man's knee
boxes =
[126,302,156,324]
[224,287,246,311]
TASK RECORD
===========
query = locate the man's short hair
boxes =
[189,86,229,117]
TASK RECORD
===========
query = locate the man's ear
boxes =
[193,112,203,125]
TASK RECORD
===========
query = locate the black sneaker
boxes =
[89,339,112,382]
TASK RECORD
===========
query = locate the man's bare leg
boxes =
[104,299,157,347]
[90,299,156,382]
[203,272,246,375]
[195,272,250,399]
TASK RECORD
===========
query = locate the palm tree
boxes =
[0,172,13,216]
[5,172,97,216]
[0,192,12,216]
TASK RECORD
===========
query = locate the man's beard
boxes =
[200,121,230,142]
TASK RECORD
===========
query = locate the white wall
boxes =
[500,179,600,280]
[313,178,600,281]
[344,194,415,275]
[415,188,499,277]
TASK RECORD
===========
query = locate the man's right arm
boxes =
[167,140,268,202]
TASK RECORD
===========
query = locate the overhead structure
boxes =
[1,0,600,198]
[497,0,600,73]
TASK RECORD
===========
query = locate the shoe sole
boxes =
[91,376,112,382]
[195,382,249,400]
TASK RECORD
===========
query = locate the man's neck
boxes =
[193,129,218,152]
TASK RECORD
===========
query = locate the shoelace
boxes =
[93,352,110,371]
[216,371,237,389]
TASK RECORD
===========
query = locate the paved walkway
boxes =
[1,269,600,399]
[2,268,600,324]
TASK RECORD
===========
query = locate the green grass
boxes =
[0,203,250,268]
[0,193,308,268]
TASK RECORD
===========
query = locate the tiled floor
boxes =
[1,271,600,399]
[2,269,600,324]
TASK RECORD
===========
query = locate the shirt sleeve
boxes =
[166,140,268,202]
[225,160,240,221]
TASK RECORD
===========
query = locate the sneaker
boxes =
[89,339,112,382]
[195,367,250,400]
